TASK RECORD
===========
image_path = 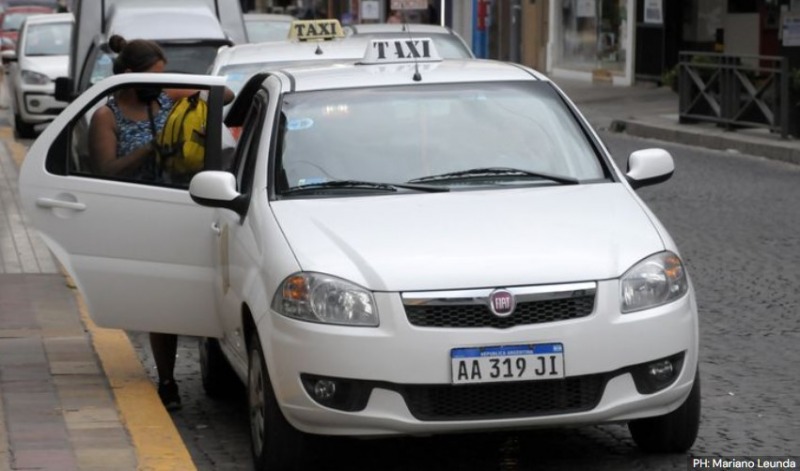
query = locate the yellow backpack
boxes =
[157,93,208,178]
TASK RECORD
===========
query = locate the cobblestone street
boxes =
[129,132,800,470]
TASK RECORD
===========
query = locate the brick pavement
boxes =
[0,117,193,470]
[0,274,138,470]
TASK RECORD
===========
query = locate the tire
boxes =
[198,337,239,399]
[14,112,37,139]
[629,370,701,453]
[248,331,312,471]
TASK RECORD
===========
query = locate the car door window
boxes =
[49,83,218,189]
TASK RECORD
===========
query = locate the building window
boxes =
[559,0,627,72]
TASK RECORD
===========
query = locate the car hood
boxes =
[271,184,665,291]
[20,55,68,79]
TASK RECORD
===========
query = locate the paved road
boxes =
[129,132,800,470]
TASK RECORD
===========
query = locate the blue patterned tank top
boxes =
[106,92,174,158]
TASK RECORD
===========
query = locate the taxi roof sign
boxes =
[362,38,442,64]
[288,19,345,41]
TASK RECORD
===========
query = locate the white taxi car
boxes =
[2,12,72,138]
[20,38,700,470]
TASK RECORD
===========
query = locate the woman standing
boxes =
[88,35,200,410]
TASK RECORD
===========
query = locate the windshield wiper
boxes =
[282,180,449,195]
[408,167,580,185]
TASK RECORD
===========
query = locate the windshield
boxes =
[24,22,71,56]
[276,82,606,196]
[245,18,292,43]
[88,42,225,85]
[161,43,226,74]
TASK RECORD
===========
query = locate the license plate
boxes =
[451,343,565,385]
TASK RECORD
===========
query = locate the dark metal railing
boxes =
[678,52,790,138]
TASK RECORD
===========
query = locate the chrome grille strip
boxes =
[402,282,597,306]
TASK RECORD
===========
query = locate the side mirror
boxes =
[625,148,674,189]
[189,171,248,215]
[54,76,74,102]
[1,50,16,64]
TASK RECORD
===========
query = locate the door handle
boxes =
[36,197,87,211]
[211,222,221,235]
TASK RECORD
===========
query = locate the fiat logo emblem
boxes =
[488,289,515,317]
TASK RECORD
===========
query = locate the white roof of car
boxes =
[107,0,227,41]
[276,58,547,93]
[211,38,368,74]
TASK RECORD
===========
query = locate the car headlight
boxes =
[21,70,51,85]
[272,272,379,326]
[620,251,688,313]
[0,37,15,49]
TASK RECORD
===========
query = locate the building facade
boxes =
[245,0,795,87]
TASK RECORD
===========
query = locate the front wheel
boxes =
[629,370,701,453]
[14,112,37,139]
[248,331,312,470]
[199,337,239,399]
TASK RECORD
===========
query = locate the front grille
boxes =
[396,374,607,421]
[405,295,595,328]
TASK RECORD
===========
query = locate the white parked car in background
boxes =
[20,38,700,471]
[2,12,71,138]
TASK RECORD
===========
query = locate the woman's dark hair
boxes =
[109,35,167,74]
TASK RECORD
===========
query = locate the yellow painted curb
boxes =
[72,270,197,471]
[3,118,195,470]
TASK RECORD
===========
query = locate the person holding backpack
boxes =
[88,34,233,410]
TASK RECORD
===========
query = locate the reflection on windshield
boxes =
[277,82,605,195]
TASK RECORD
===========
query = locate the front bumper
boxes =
[260,279,699,436]
[18,84,66,123]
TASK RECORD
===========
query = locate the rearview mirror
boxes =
[189,171,248,216]
[54,77,74,102]
[1,50,16,64]
[626,148,674,189]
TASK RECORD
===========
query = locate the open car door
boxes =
[19,73,228,337]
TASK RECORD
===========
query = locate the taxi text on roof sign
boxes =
[363,38,442,64]
[288,19,345,41]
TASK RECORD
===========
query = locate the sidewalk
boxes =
[0,126,194,470]
[1,73,798,471]
[553,76,800,166]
